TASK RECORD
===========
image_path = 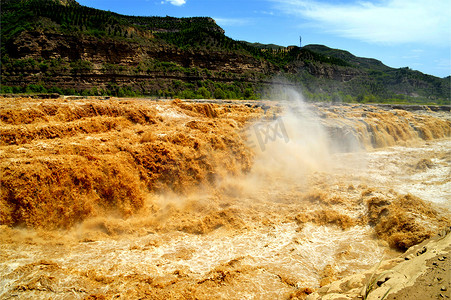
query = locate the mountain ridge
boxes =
[1,0,449,103]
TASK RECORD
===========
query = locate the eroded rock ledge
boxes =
[306,227,451,300]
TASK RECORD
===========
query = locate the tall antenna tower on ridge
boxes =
[299,36,302,47]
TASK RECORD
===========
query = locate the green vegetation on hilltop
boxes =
[1,0,228,46]
[303,44,389,71]
[1,0,449,104]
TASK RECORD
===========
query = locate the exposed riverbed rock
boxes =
[306,227,451,300]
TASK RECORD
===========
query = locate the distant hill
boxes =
[1,0,449,103]
[241,42,286,51]
[303,44,390,71]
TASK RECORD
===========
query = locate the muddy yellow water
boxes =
[0,95,449,299]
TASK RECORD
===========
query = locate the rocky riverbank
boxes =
[306,227,450,300]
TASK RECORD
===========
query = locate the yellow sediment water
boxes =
[0,94,449,299]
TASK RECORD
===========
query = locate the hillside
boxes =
[1,0,449,103]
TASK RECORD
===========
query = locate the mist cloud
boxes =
[270,0,451,46]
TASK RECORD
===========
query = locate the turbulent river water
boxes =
[0,94,449,299]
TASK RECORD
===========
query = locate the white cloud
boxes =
[434,58,451,75]
[255,10,275,16]
[270,0,451,46]
[214,17,252,27]
[163,0,186,6]
[401,49,425,59]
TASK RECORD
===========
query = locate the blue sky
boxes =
[77,0,451,78]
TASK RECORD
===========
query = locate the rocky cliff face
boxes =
[4,30,278,92]
[10,31,275,71]
[6,30,365,91]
